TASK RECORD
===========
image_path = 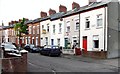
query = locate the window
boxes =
[45,37,48,45]
[33,26,35,34]
[53,25,55,33]
[97,14,102,27]
[47,24,49,32]
[37,25,39,34]
[29,26,32,34]
[42,25,44,30]
[93,35,99,48]
[67,26,70,32]
[93,40,99,48]
[59,23,62,33]
[85,17,90,29]
[57,39,60,46]
[66,21,70,32]
[75,22,79,30]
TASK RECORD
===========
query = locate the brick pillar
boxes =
[20,50,28,72]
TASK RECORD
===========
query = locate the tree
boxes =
[14,18,28,48]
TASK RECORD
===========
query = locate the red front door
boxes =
[83,36,87,53]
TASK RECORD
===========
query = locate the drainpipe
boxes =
[78,13,80,48]
[104,6,107,51]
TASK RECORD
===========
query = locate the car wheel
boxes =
[29,49,33,53]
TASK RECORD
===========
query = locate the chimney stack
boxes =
[89,0,97,4]
[49,8,56,15]
[40,11,47,18]
[72,2,80,10]
[59,5,67,13]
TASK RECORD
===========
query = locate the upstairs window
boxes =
[85,17,90,29]
[47,24,49,32]
[59,23,62,33]
[97,14,103,27]
[53,25,55,33]
[42,25,44,30]
[29,26,32,34]
[33,26,35,34]
[66,21,70,32]
[75,22,79,31]
[37,25,39,34]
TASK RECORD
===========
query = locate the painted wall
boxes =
[50,19,64,47]
[64,14,79,48]
[40,20,51,46]
[80,7,107,51]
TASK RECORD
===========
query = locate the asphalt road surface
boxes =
[27,53,118,73]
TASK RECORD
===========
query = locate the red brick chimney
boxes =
[72,2,80,10]
[49,8,56,15]
[89,0,97,4]
[59,5,67,13]
[40,11,47,18]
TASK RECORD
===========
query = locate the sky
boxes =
[0,0,114,26]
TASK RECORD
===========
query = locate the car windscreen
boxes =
[30,44,35,48]
[4,44,16,48]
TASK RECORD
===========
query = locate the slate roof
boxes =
[50,12,65,21]
[40,16,50,22]
[32,18,41,23]
[62,1,111,17]
[24,20,33,25]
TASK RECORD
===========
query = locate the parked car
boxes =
[0,42,19,53]
[24,44,40,53]
[40,45,62,56]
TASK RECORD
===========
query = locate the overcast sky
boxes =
[0,0,114,25]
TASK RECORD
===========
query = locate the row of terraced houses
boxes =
[0,0,120,58]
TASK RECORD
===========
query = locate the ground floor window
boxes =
[93,35,99,48]
[93,40,99,48]
[57,39,60,46]
[45,37,48,45]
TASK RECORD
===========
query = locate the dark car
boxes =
[40,45,62,56]
[24,44,40,53]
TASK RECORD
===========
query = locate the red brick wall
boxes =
[2,53,27,73]
[82,51,107,59]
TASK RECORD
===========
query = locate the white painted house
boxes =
[79,0,120,58]
[40,17,51,46]
[50,12,65,47]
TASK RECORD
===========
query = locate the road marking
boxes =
[28,62,38,67]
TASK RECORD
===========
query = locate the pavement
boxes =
[62,54,119,68]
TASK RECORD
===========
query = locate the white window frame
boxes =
[53,25,55,33]
[59,23,62,33]
[97,14,103,28]
[85,17,90,29]
[37,25,39,34]
[66,21,70,32]
[29,26,32,34]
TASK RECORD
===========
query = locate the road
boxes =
[27,53,118,72]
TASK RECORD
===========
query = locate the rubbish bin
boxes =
[75,48,81,55]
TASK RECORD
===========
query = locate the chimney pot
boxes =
[40,11,47,18]
[49,8,56,15]
[59,5,67,13]
[72,2,80,10]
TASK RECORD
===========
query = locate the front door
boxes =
[64,38,68,48]
[51,39,54,45]
[83,36,87,53]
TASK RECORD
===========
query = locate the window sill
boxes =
[58,33,62,34]
[96,27,103,29]
[85,28,90,30]
[74,30,79,32]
